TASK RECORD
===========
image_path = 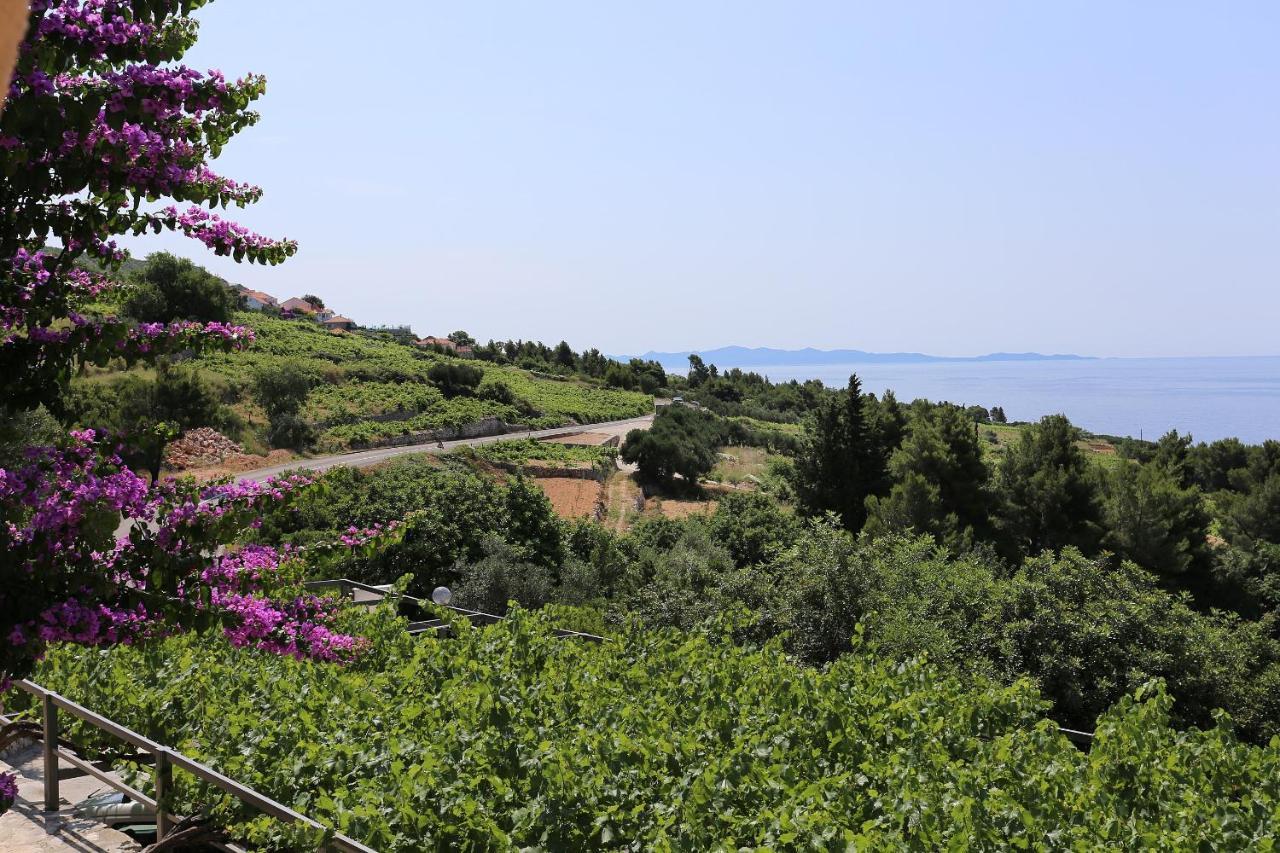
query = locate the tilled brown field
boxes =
[534,477,603,520]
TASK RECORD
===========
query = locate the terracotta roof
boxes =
[281,297,317,313]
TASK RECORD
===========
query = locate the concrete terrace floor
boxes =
[0,742,140,852]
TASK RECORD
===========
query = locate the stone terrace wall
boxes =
[348,417,517,450]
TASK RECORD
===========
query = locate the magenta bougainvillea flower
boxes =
[0,1,364,684]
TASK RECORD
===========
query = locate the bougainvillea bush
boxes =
[0,0,370,690]
[0,0,360,812]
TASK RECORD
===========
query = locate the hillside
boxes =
[71,311,653,468]
[201,313,652,448]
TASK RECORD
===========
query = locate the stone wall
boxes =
[488,460,609,482]
[348,417,518,450]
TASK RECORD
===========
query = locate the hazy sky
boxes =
[128,1,1279,357]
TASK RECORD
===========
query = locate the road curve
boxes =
[236,415,654,483]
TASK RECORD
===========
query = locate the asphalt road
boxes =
[236,415,655,483]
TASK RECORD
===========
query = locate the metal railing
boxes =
[306,577,607,642]
[1,680,375,852]
[308,579,1097,746]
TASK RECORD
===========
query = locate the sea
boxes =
[688,357,1280,445]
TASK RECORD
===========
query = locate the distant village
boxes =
[232,285,472,355]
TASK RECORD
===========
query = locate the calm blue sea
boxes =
[693,358,1280,445]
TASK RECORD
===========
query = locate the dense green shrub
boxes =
[123,252,240,324]
[621,405,722,486]
[67,361,229,479]
[252,359,317,450]
[427,362,484,398]
[259,459,564,595]
[594,517,1280,742]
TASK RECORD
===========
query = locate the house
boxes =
[416,335,456,350]
[241,289,278,311]
[322,315,356,332]
[415,335,473,356]
[280,297,316,315]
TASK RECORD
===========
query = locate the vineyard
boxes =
[188,314,651,449]
[470,438,618,466]
[14,606,1279,850]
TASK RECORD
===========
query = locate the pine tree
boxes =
[994,414,1103,557]
[791,375,887,531]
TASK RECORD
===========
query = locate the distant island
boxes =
[619,346,1094,369]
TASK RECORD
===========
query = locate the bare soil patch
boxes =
[167,449,296,482]
[535,477,604,520]
[544,431,616,447]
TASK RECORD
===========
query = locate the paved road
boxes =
[236,415,654,483]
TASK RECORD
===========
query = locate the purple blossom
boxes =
[0,1,311,681]
[0,770,17,813]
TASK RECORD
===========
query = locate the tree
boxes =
[579,347,610,377]
[1187,437,1249,493]
[0,406,62,469]
[708,491,800,567]
[1102,459,1211,584]
[448,330,477,348]
[554,340,576,368]
[687,353,711,388]
[69,360,224,481]
[124,252,239,324]
[994,415,1103,557]
[302,294,326,310]
[1002,548,1280,739]
[991,406,1008,424]
[1149,430,1194,487]
[1218,462,1280,547]
[503,475,566,571]
[865,405,992,548]
[868,389,907,467]
[452,535,555,614]
[621,405,720,487]
[789,374,888,531]
[964,404,992,424]
[253,359,316,449]
[427,362,483,398]
[1,4,294,416]
[770,524,1007,669]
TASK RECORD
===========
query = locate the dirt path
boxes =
[605,471,645,532]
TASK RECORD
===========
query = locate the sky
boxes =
[128,1,1280,358]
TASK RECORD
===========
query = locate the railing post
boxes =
[155,747,173,839]
[41,692,58,812]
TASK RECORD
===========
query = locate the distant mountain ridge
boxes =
[619,346,1093,368]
